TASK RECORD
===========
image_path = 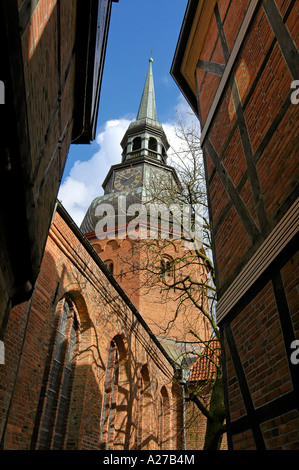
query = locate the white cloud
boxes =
[58,118,131,226]
[58,97,200,227]
[159,75,171,87]
[163,95,200,165]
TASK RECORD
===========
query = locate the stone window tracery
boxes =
[33,298,78,450]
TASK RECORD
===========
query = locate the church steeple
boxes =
[79,56,208,350]
[80,57,180,233]
[136,57,157,122]
[120,57,169,165]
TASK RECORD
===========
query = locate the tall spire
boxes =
[137,57,157,121]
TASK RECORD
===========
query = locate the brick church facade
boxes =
[0,38,215,449]
[0,203,184,450]
[80,57,211,346]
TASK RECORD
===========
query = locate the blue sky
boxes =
[59,0,195,226]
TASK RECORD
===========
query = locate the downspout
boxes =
[176,366,190,451]
[181,374,186,451]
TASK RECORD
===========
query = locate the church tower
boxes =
[81,57,180,228]
[80,58,209,350]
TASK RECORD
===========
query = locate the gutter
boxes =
[170,0,199,116]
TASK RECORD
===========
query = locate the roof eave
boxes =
[72,0,115,144]
[170,0,199,117]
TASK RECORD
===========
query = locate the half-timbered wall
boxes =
[172,0,299,450]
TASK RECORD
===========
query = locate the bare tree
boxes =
[114,112,226,450]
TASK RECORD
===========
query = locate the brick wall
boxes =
[0,0,77,326]
[89,235,211,343]
[0,208,185,450]
[198,0,299,449]
[0,0,113,327]
[172,0,299,450]
[20,0,77,278]
[86,231,217,449]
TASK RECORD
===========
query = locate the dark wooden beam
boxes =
[197,59,225,77]
[224,324,266,450]
[262,0,299,79]
[214,3,230,63]
[205,139,260,242]
[230,79,269,231]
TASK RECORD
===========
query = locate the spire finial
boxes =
[137,56,157,121]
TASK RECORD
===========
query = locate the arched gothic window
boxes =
[32,298,78,449]
[160,256,175,291]
[160,256,174,278]
[132,137,141,150]
[148,137,157,152]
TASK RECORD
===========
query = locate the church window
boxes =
[160,256,175,291]
[33,298,78,449]
[132,137,141,150]
[160,256,174,278]
[148,137,157,152]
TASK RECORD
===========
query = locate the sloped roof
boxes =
[158,337,203,368]
[188,339,221,382]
